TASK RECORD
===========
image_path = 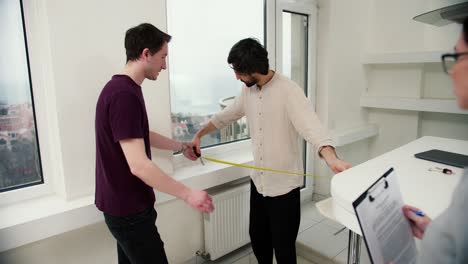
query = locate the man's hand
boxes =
[192,135,202,155]
[181,141,198,161]
[402,205,431,239]
[184,189,214,214]
[327,158,352,174]
[320,146,352,173]
[191,121,217,156]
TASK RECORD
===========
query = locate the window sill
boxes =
[157,145,254,203]
[0,146,254,252]
[0,194,101,252]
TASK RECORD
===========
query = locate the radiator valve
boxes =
[195,250,210,260]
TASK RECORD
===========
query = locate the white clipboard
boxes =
[352,168,417,264]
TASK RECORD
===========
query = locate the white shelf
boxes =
[361,51,446,64]
[331,124,379,147]
[360,96,468,114]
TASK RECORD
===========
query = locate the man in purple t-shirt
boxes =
[95,23,214,264]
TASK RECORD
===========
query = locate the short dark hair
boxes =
[125,23,171,62]
[227,38,269,75]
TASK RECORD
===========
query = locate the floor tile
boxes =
[248,253,258,264]
[298,255,317,264]
[297,222,348,260]
[320,219,345,231]
[301,202,326,222]
[205,244,252,264]
[332,242,371,264]
[332,248,348,264]
[299,217,320,233]
[231,254,250,264]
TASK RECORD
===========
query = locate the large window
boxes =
[167,0,265,149]
[0,0,43,192]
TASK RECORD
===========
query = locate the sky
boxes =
[167,0,264,115]
[0,0,33,105]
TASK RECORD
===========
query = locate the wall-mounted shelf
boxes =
[332,124,379,147]
[361,51,446,64]
[360,96,468,115]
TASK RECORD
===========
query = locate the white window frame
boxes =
[0,1,64,206]
[172,0,275,169]
[173,0,319,203]
[275,0,318,201]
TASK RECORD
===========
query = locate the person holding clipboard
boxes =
[354,17,468,264]
[401,16,468,264]
[353,168,418,264]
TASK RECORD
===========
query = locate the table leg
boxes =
[347,230,362,264]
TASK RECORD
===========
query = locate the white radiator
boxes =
[203,183,250,260]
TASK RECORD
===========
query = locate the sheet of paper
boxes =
[354,168,417,264]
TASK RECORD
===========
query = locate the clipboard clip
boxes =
[368,179,389,202]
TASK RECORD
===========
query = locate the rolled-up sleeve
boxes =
[286,85,334,155]
[211,88,246,129]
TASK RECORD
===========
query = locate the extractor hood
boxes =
[413,1,468,26]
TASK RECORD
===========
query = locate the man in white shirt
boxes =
[193,38,351,264]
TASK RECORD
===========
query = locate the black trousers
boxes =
[249,181,301,264]
[104,207,168,264]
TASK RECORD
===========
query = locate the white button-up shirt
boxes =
[211,73,334,197]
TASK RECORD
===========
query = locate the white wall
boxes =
[313,0,373,197]
[314,0,467,196]
[41,0,174,200]
[365,0,466,157]
[1,0,202,263]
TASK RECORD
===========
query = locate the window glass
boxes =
[167,0,264,148]
[0,0,43,192]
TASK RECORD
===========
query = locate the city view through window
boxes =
[0,0,43,192]
[167,0,264,149]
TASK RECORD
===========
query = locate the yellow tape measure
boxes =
[201,156,328,179]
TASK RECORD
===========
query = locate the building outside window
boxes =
[167,0,264,149]
[0,0,43,192]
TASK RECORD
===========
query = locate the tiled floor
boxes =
[196,200,371,264]
[297,201,348,263]
[296,201,370,264]
[196,244,314,264]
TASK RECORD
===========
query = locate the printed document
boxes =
[353,168,417,264]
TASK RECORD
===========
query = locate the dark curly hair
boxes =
[227,38,269,75]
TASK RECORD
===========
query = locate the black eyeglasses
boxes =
[441,52,468,74]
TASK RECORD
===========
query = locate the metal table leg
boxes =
[347,230,362,264]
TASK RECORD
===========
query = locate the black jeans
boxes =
[104,207,168,264]
[249,181,301,264]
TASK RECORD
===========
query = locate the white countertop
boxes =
[328,136,467,234]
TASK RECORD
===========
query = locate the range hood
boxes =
[413,1,468,26]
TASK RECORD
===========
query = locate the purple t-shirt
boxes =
[95,75,155,217]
